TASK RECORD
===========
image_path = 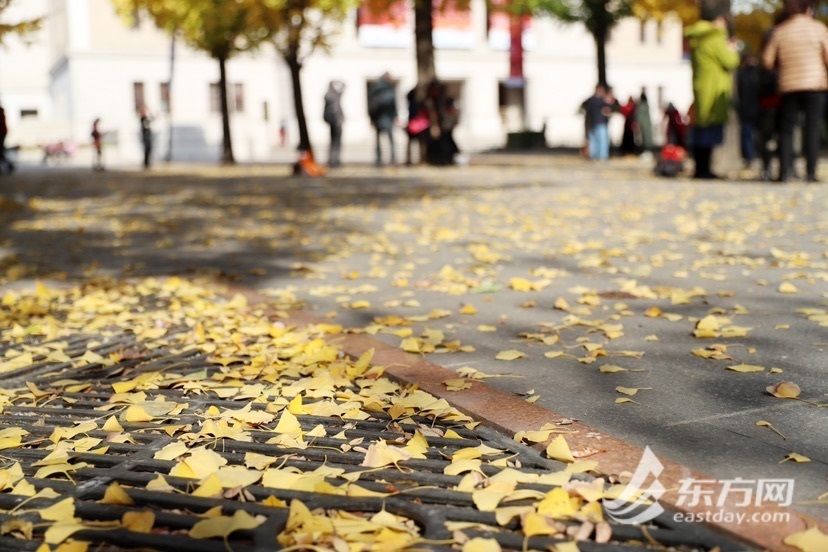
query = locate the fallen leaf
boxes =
[189,509,264,540]
[546,436,575,463]
[495,350,525,361]
[780,453,810,463]
[726,364,764,373]
[767,382,801,399]
[784,527,828,552]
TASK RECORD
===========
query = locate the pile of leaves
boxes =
[0,277,650,552]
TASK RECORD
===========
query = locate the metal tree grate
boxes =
[0,330,754,551]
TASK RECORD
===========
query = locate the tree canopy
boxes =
[0,0,42,45]
[112,0,271,163]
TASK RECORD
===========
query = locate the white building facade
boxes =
[0,0,693,164]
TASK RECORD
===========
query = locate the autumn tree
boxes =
[251,0,359,155]
[530,0,632,87]
[0,0,41,45]
[112,0,264,164]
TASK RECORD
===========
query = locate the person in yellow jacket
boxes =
[685,3,741,179]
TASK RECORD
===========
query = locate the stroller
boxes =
[654,144,686,177]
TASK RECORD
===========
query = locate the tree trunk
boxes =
[594,31,607,87]
[218,55,235,164]
[414,0,436,101]
[286,50,312,153]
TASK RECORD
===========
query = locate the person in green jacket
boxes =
[684,4,741,179]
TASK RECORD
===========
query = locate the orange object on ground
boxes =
[294,150,326,177]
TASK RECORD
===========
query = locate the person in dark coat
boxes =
[736,53,761,169]
[619,96,638,155]
[324,80,345,168]
[139,107,153,169]
[367,72,398,166]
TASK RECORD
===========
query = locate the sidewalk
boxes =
[1,161,827,550]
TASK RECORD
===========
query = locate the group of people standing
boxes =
[581,0,828,183]
[580,85,658,161]
[687,0,828,182]
[322,72,461,168]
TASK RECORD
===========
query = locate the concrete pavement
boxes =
[1,154,826,547]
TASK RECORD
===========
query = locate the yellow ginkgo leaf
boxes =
[767,382,801,399]
[121,511,154,533]
[783,527,828,552]
[616,387,649,396]
[100,482,134,506]
[462,537,502,552]
[123,405,154,423]
[273,410,302,436]
[39,498,75,522]
[522,512,559,537]
[599,365,627,373]
[189,509,264,540]
[546,436,575,463]
[154,441,188,461]
[778,282,799,294]
[780,453,810,463]
[361,440,411,468]
[726,364,765,373]
[495,349,525,361]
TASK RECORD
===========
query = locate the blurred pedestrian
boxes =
[279,119,288,147]
[581,84,612,161]
[405,87,429,165]
[757,22,783,181]
[367,72,398,166]
[684,3,740,179]
[91,118,104,171]
[139,107,153,169]
[636,91,654,153]
[324,80,345,168]
[663,103,688,148]
[619,96,638,155]
[736,53,761,170]
[423,82,460,165]
[0,106,13,174]
[762,0,828,183]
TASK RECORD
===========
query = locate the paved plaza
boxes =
[0,154,826,550]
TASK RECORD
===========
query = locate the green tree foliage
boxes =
[0,0,42,45]
[112,0,265,164]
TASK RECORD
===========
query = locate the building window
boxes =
[639,20,646,44]
[20,109,38,118]
[210,82,245,113]
[263,101,269,122]
[233,83,245,113]
[210,83,221,113]
[160,82,170,113]
[133,82,145,113]
[656,20,663,45]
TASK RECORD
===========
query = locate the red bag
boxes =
[407,111,430,135]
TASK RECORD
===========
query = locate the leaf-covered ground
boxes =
[1,160,827,548]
